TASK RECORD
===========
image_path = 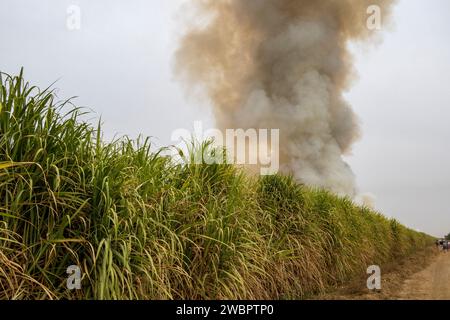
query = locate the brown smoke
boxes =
[175,0,396,196]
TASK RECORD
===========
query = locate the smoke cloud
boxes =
[175,0,396,196]
[355,193,377,210]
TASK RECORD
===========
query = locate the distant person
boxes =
[436,239,445,252]
[444,241,449,253]
[435,239,441,251]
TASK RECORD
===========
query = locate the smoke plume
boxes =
[175,0,396,196]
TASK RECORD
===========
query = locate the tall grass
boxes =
[0,71,434,299]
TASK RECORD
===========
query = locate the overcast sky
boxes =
[1,0,449,237]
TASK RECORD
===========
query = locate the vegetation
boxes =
[0,71,434,299]
[445,233,450,241]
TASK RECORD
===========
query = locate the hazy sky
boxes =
[1,0,449,237]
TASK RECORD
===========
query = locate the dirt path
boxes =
[396,251,450,300]
[317,247,448,300]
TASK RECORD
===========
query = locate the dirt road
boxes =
[397,251,450,300]
[318,247,449,300]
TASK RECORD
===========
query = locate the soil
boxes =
[316,246,450,300]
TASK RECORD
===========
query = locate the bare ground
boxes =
[316,247,450,300]
[396,249,450,300]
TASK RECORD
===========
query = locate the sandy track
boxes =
[397,251,450,300]
[316,247,445,300]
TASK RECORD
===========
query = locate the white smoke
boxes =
[175,0,397,196]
